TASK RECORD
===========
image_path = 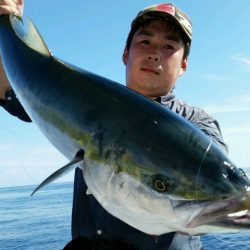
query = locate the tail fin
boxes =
[10,14,51,57]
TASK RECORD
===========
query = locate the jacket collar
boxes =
[153,92,175,104]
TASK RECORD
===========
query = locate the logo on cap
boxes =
[156,4,175,15]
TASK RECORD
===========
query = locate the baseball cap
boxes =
[131,3,192,42]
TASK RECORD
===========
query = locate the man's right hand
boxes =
[0,0,24,17]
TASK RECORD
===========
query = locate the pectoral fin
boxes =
[31,149,85,196]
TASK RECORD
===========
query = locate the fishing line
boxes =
[21,153,39,184]
[0,122,36,189]
[0,121,37,184]
[0,122,19,138]
[195,136,250,245]
[195,133,213,204]
[0,120,65,205]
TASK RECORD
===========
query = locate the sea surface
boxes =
[1,182,250,250]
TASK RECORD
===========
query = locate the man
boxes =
[0,2,228,249]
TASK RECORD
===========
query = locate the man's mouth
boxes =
[141,67,160,75]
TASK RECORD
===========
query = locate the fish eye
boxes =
[155,179,166,191]
[152,175,170,192]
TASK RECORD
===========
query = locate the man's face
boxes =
[123,20,188,98]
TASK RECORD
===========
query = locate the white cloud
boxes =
[202,95,250,114]
[0,143,73,187]
[223,125,250,135]
[203,73,226,81]
[231,53,250,67]
[223,130,250,169]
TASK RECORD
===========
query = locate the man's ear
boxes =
[122,47,129,65]
[178,58,188,77]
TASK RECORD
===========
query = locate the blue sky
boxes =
[0,0,250,187]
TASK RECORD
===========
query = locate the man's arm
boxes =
[0,56,31,122]
[192,109,249,180]
[0,55,10,99]
[193,109,228,153]
[0,0,23,99]
[0,0,31,122]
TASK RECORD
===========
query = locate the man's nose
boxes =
[146,52,160,62]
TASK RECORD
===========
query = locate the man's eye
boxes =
[163,45,175,50]
[139,40,150,44]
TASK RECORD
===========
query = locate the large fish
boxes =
[0,14,250,235]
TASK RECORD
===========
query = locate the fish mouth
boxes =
[185,192,250,231]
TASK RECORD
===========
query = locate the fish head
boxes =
[137,143,250,235]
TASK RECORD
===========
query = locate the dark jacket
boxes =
[1,91,227,250]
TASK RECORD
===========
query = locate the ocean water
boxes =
[1,182,250,250]
[0,182,73,250]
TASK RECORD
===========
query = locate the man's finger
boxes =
[0,0,18,6]
[17,0,23,15]
[0,5,20,16]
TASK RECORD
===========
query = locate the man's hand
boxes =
[0,0,24,17]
